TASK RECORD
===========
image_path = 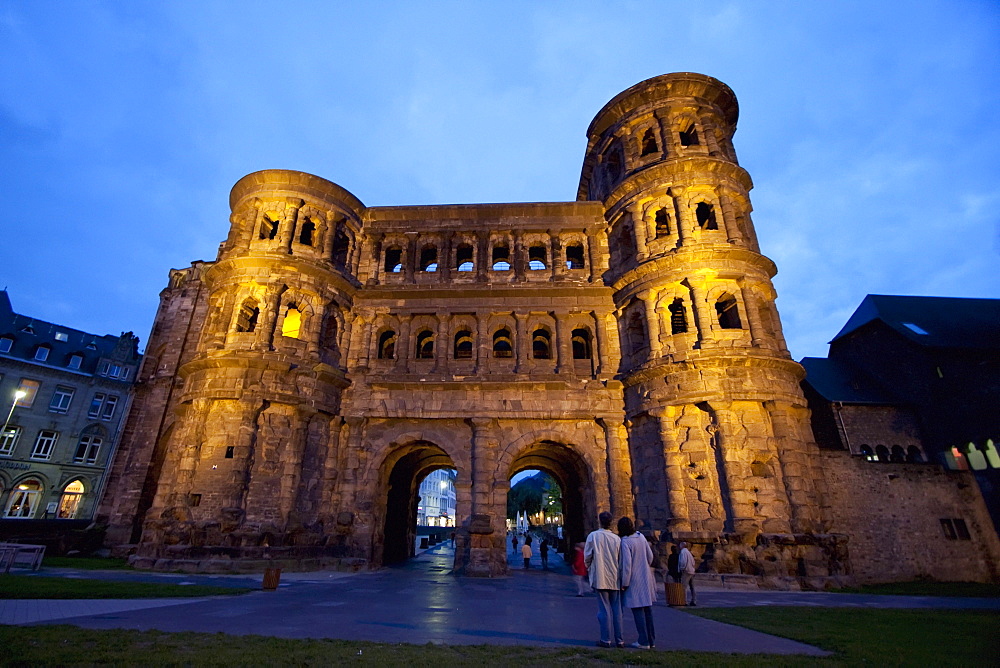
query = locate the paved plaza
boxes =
[3,544,998,655]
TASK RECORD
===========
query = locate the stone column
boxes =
[587,228,605,282]
[256,284,284,352]
[549,231,564,280]
[475,310,491,374]
[350,312,373,370]
[555,310,573,375]
[476,231,489,283]
[718,192,742,245]
[768,401,818,534]
[441,231,454,281]
[628,203,648,260]
[598,418,634,519]
[739,281,765,347]
[650,407,691,533]
[686,278,716,347]
[467,417,502,576]
[513,230,526,282]
[279,198,302,253]
[514,313,528,373]
[639,290,662,361]
[433,312,450,374]
[396,314,412,373]
[404,233,417,283]
[670,187,690,245]
[366,233,384,284]
[710,402,758,534]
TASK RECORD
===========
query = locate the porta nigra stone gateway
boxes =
[98,73,999,584]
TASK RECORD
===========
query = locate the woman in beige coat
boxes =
[618,516,656,649]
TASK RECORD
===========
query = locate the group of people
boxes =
[510,532,550,569]
[574,511,697,650]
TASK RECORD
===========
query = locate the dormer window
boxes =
[86,341,97,350]
[34,346,50,362]
[68,354,83,370]
[0,337,12,353]
[54,332,69,342]
[21,324,34,334]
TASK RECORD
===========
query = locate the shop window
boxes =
[378,331,396,359]
[532,329,551,359]
[298,218,316,246]
[415,330,435,359]
[493,329,513,358]
[4,478,42,518]
[565,244,585,269]
[492,245,511,271]
[640,128,658,156]
[236,299,260,333]
[528,245,547,271]
[655,208,671,237]
[384,247,403,273]
[419,246,438,272]
[454,330,474,359]
[456,244,475,272]
[696,202,718,230]
[30,430,58,460]
[282,305,302,339]
[57,480,85,519]
[715,293,742,329]
[259,215,279,240]
[669,298,688,334]
[571,328,592,360]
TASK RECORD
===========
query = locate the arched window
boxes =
[889,445,906,463]
[679,123,699,147]
[565,244,585,269]
[640,128,658,156]
[58,480,85,519]
[715,293,742,329]
[860,445,877,461]
[298,218,316,246]
[532,329,551,359]
[415,330,435,359]
[419,245,438,272]
[492,245,511,271]
[669,298,688,334]
[875,445,890,462]
[528,245,547,270]
[571,328,592,359]
[259,214,279,240]
[605,147,622,180]
[322,312,339,350]
[454,330,474,359]
[493,328,513,358]
[331,227,351,267]
[655,208,671,237]
[282,305,302,338]
[627,311,647,358]
[456,244,474,272]
[235,299,259,333]
[73,426,104,464]
[696,202,718,230]
[906,445,924,463]
[384,247,403,273]
[4,478,42,518]
[378,330,396,359]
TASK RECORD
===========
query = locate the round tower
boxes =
[136,169,364,568]
[581,74,829,575]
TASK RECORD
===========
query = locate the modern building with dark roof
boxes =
[802,294,1000,536]
[0,290,140,530]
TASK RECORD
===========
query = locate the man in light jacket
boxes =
[584,511,623,647]
[678,541,697,606]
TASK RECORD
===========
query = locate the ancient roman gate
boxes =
[100,73,832,578]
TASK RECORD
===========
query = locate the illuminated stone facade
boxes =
[97,73,998,583]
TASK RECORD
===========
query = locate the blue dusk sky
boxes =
[1,1,997,361]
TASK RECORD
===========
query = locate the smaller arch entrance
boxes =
[380,441,457,565]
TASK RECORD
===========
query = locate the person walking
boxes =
[511,533,518,555]
[584,511,623,648]
[540,539,549,569]
[571,542,589,596]
[667,544,680,583]
[618,517,656,649]
[521,537,533,569]
[678,541,697,606]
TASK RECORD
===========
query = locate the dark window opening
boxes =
[322,313,339,350]
[259,215,279,240]
[655,208,671,237]
[492,245,511,271]
[532,329,551,359]
[889,445,906,463]
[679,123,699,147]
[332,228,350,266]
[876,445,890,462]
[640,128,658,156]
[454,330,474,359]
[378,330,396,359]
[225,446,235,459]
[627,312,647,358]
[606,149,622,180]
[861,445,877,462]
[384,247,403,273]
[236,300,259,333]
[571,328,592,359]
[189,493,202,507]
[528,245,547,270]
[906,445,924,463]
[696,202,718,230]
[419,245,438,272]
[669,298,688,334]
[299,218,316,246]
[954,519,971,540]
[415,330,434,359]
[715,293,742,329]
[456,244,474,272]
[493,329,513,358]
[565,244,585,269]
[940,518,957,540]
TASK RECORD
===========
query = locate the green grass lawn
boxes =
[830,580,1000,598]
[41,555,132,570]
[0,575,251,599]
[2,607,997,666]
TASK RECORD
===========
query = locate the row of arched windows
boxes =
[382,239,587,275]
[254,211,354,269]
[377,327,593,361]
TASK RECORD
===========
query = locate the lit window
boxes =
[0,337,12,353]
[4,478,42,518]
[68,354,83,369]
[49,387,75,413]
[74,435,102,464]
[282,306,302,338]
[55,332,69,342]
[34,346,50,362]
[0,426,21,456]
[30,430,58,460]
[16,379,39,407]
[57,480,85,519]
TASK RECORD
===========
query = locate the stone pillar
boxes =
[739,281,765,347]
[671,187,691,245]
[279,198,302,254]
[710,402,759,534]
[549,230,564,280]
[639,290,662,361]
[629,203,648,260]
[513,230,526,281]
[466,418,502,576]
[476,231,489,283]
[365,233,383,284]
[768,401,819,533]
[650,407,691,533]
[592,310,607,375]
[256,284,284,352]
[598,418,634,519]
[396,314,412,373]
[441,232,454,282]
[554,310,573,375]
[587,228,605,282]
[351,312,372,370]
[475,310,491,374]
[718,192,742,245]
[686,278,716,346]
[514,313,528,373]
[404,233,417,283]
[433,312,450,373]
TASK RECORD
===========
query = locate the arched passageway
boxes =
[381,441,456,565]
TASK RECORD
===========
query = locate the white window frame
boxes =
[57,481,85,519]
[68,354,83,370]
[88,393,106,419]
[49,386,75,413]
[74,435,102,464]
[34,346,50,362]
[30,430,58,460]
[16,379,40,407]
[101,395,119,421]
[0,426,20,456]
[4,480,43,518]
[0,337,12,353]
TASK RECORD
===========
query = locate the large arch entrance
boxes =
[508,439,593,556]
[380,441,456,565]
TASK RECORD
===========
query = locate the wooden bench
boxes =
[0,542,46,574]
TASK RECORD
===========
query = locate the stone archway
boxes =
[379,440,456,565]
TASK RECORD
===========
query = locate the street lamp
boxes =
[1,390,26,442]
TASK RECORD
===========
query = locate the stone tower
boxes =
[578,73,831,571]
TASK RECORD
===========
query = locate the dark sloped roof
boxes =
[831,294,1000,350]
[800,356,897,404]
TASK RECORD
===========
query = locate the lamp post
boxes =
[1,389,26,441]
